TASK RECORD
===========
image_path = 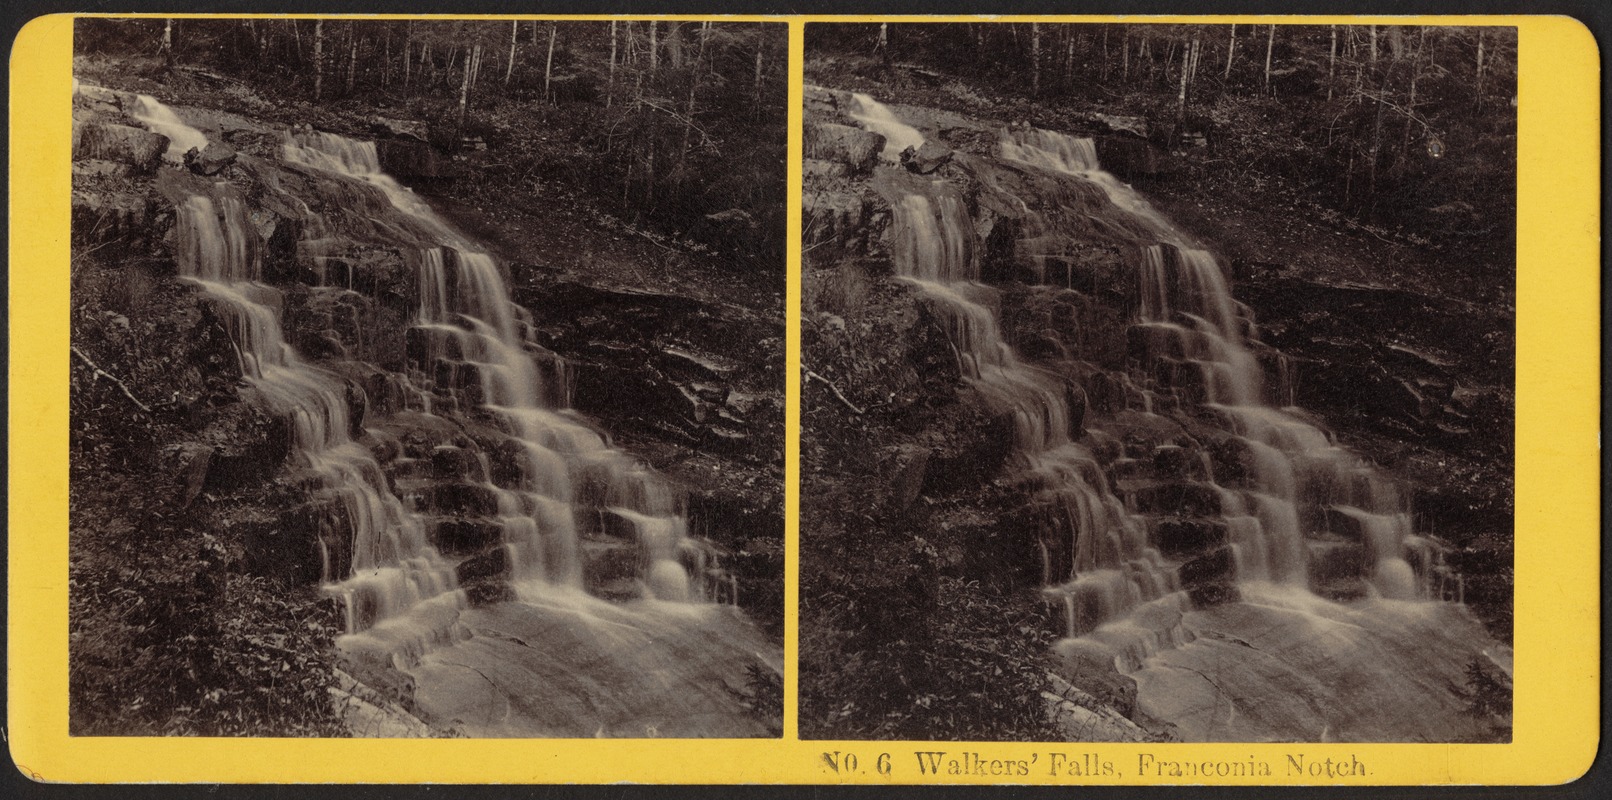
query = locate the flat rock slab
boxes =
[407,590,781,738]
[1119,583,1508,742]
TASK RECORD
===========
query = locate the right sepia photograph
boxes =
[800,22,1515,743]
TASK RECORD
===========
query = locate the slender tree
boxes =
[608,20,619,106]
[649,21,659,74]
[543,22,558,103]
[754,37,765,101]
[1327,25,1338,101]
[1224,24,1236,79]
[505,20,517,84]
[402,21,413,91]
[346,22,358,94]
[159,19,174,66]
[1177,33,1192,124]
[313,19,324,101]
[667,22,683,69]
[458,41,479,129]
[1263,24,1275,93]
[1122,26,1130,81]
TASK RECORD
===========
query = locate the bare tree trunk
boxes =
[1031,22,1042,95]
[649,21,658,74]
[543,22,558,103]
[1368,77,1386,198]
[1190,33,1202,84]
[1225,24,1236,79]
[1263,24,1275,93]
[160,19,174,66]
[1370,25,1378,63]
[1177,35,1192,124]
[754,40,764,100]
[402,22,412,91]
[1475,30,1486,110]
[1327,25,1338,100]
[608,20,618,106]
[313,20,324,100]
[505,20,517,84]
[1122,29,1130,81]
[1401,27,1425,162]
[346,22,358,94]
[675,21,710,184]
[667,22,683,69]
[1064,29,1075,88]
[1100,27,1109,82]
[458,43,478,130]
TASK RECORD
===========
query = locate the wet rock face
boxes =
[515,277,781,465]
[805,121,885,175]
[74,121,169,173]
[902,141,954,175]
[1094,136,1169,180]
[184,142,237,176]
[376,139,455,180]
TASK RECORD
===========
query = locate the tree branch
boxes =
[72,345,152,413]
[804,369,864,415]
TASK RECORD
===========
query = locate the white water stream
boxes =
[127,94,771,736]
[847,95,1490,740]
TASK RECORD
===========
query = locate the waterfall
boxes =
[880,157,1175,637]
[1001,125,1430,604]
[849,92,926,162]
[854,94,1453,649]
[145,98,731,672]
[131,94,211,162]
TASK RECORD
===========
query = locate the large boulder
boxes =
[804,122,883,175]
[71,189,154,248]
[802,188,869,259]
[901,141,953,175]
[376,139,454,179]
[74,121,169,173]
[369,116,429,142]
[1095,136,1169,180]
[183,142,237,176]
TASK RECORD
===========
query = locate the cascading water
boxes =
[849,92,927,162]
[131,93,210,162]
[132,95,774,736]
[848,94,1490,740]
[996,124,1429,606]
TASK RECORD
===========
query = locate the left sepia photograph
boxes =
[67,17,786,738]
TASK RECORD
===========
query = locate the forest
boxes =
[809,22,1516,261]
[78,17,789,267]
[800,22,1516,742]
[69,17,787,737]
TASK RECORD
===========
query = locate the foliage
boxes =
[732,663,784,737]
[1459,656,1512,741]
[802,561,1061,741]
[1462,658,1510,719]
[69,250,346,737]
